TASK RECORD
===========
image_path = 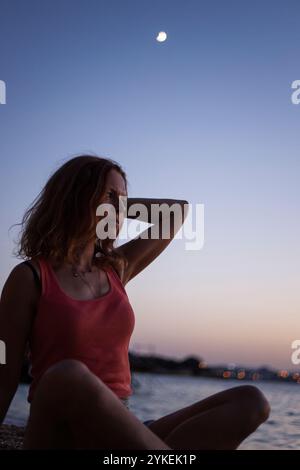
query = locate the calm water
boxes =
[4,372,300,450]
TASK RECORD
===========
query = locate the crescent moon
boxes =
[156,31,167,42]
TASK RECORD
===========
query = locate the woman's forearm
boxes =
[125,198,189,224]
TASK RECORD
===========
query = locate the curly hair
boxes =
[12,154,129,275]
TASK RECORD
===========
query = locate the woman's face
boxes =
[99,168,128,238]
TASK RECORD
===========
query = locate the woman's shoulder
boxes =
[11,258,42,295]
[1,259,41,309]
[20,258,41,281]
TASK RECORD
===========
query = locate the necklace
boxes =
[71,264,98,298]
[71,265,92,277]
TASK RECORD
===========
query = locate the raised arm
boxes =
[115,197,189,285]
[0,264,38,425]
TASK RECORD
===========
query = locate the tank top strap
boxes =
[107,265,127,295]
[34,257,58,297]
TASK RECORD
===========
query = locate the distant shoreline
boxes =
[18,352,300,386]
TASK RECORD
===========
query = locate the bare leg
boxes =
[23,359,172,450]
[146,385,270,450]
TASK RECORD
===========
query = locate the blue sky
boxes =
[0,0,299,369]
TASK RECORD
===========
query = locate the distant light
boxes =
[198,361,207,369]
[252,372,260,381]
[223,371,231,379]
[279,369,289,378]
[156,31,167,42]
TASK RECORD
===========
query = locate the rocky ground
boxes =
[0,425,25,450]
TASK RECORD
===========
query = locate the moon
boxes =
[156,31,167,42]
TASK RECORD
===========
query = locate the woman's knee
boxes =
[234,385,271,425]
[42,359,90,382]
[38,360,89,393]
[34,359,104,411]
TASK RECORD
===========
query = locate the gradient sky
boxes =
[0,0,299,370]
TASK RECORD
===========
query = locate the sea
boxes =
[4,371,300,450]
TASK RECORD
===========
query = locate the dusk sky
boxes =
[0,0,299,370]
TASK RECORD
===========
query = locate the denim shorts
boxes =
[143,419,155,427]
[120,397,130,410]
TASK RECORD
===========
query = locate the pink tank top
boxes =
[27,257,135,403]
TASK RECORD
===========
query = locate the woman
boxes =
[0,155,270,449]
